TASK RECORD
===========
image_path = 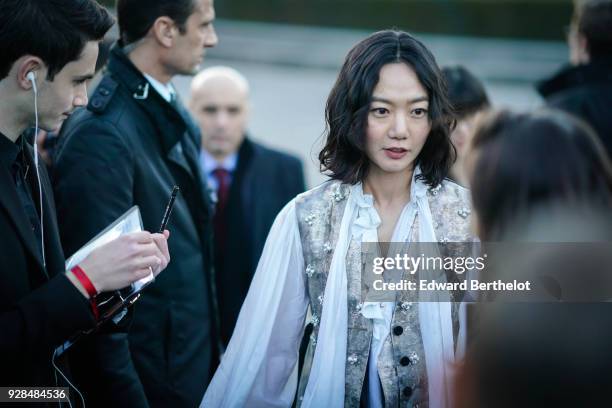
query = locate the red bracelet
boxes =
[71,266,99,320]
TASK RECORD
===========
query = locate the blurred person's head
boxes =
[455,209,612,406]
[454,195,612,407]
[319,30,455,188]
[117,0,218,82]
[0,0,114,138]
[188,66,249,161]
[466,109,612,240]
[95,37,114,75]
[442,65,490,185]
[568,0,612,65]
[84,37,115,96]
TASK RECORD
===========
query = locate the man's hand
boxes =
[69,231,171,297]
[151,230,170,277]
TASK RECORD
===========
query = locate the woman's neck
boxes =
[363,166,413,207]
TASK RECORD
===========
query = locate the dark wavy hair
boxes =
[442,65,490,119]
[469,109,612,240]
[319,30,456,187]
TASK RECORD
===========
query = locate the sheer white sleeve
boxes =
[200,200,309,408]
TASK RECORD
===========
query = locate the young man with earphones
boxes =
[0,0,171,397]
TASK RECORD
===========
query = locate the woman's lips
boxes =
[384,147,409,160]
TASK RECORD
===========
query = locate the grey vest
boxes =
[294,180,472,408]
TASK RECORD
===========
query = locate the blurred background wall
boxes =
[98,0,571,187]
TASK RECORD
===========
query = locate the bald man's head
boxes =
[188,66,250,160]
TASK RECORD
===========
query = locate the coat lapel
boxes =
[230,139,254,223]
[167,140,194,179]
[0,165,46,271]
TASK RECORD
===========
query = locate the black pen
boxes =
[159,185,180,233]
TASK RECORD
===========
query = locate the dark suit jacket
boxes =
[214,137,305,345]
[0,140,95,392]
[537,57,612,155]
[52,44,220,408]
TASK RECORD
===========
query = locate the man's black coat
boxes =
[53,45,220,408]
[0,139,95,392]
[537,57,612,155]
[214,137,305,345]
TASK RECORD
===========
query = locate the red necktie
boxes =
[213,168,230,254]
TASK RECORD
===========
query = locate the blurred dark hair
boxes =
[442,66,490,119]
[319,30,456,188]
[0,0,114,81]
[469,109,612,240]
[117,0,196,45]
[95,37,114,74]
[574,0,612,59]
[457,302,612,408]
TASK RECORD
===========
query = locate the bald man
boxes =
[189,66,305,346]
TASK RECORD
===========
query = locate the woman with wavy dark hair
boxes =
[202,30,473,408]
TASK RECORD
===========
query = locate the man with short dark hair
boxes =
[537,0,612,154]
[0,0,170,394]
[53,0,219,406]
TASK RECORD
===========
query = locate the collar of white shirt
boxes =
[200,148,238,175]
[143,73,175,103]
[200,148,239,192]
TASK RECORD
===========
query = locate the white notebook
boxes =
[65,205,154,291]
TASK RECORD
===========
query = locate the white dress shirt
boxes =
[143,73,175,103]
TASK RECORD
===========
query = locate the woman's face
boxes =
[451,111,486,160]
[365,63,432,177]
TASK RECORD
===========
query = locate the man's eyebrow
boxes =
[74,73,95,81]
[371,95,429,104]
[202,15,215,24]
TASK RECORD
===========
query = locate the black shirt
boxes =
[0,132,44,260]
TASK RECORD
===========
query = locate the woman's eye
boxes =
[371,107,389,116]
[412,108,428,118]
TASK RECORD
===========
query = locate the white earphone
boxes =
[27,71,37,94]
[26,70,46,268]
